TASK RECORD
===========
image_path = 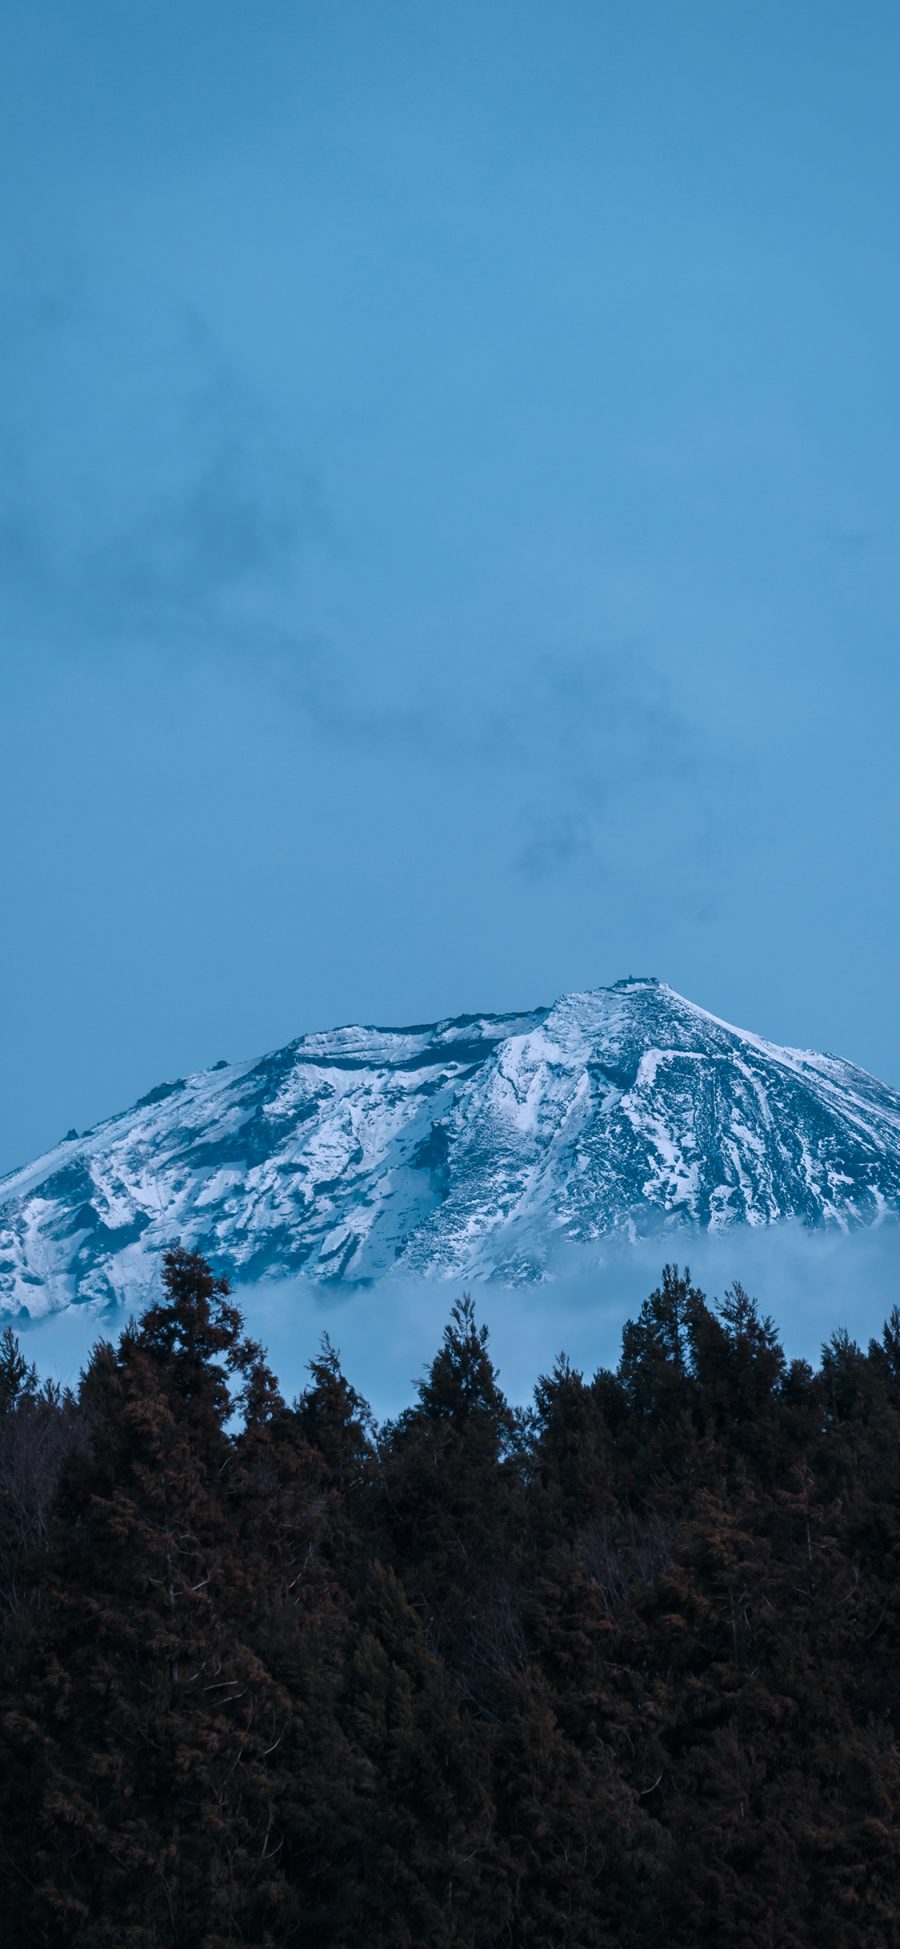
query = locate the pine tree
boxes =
[618,1265,705,1418]
[0,1326,38,1414]
[378,1298,525,1686]
[0,1248,296,1947]
[492,1665,664,1946]
[0,1330,82,1634]
[531,1355,615,1538]
[328,1559,502,1947]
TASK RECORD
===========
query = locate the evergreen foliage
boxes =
[3,1254,900,1943]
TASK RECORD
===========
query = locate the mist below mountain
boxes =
[22,1216,900,1422]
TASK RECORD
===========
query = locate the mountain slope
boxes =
[3,978,900,1316]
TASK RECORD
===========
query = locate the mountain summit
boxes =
[3,980,900,1316]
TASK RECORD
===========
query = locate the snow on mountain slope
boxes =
[3,978,900,1317]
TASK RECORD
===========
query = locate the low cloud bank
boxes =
[21,1220,900,1421]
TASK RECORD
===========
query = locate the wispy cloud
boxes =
[0,266,747,912]
[502,647,729,896]
[515,806,600,881]
[0,277,329,668]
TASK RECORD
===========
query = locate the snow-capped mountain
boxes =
[3,978,900,1318]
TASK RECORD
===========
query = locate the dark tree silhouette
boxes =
[3,1256,900,1947]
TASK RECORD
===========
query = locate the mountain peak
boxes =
[2,981,900,1316]
[609,974,662,990]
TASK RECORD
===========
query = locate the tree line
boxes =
[2,1247,900,1945]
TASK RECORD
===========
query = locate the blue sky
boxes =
[3,0,900,1175]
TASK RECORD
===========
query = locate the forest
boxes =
[2,1247,900,1946]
